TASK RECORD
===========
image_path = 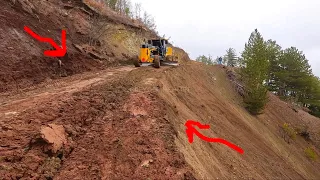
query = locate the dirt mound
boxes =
[173,47,191,64]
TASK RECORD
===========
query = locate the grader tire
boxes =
[133,58,141,67]
[154,55,160,68]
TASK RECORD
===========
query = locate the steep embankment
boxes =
[0,0,155,94]
[1,51,319,179]
[1,1,197,179]
[1,0,320,179]
[157,61,320,179]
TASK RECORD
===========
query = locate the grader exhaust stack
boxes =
[133,38,179,68]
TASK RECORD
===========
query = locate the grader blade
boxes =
[161,61,179,66]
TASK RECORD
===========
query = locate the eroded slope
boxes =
[158,61,320,179]
[0,0,155,94]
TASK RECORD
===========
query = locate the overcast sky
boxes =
[131,0,320,77]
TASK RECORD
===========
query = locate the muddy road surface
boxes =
[0,65,195,180]
[1,62,320,180]
[0,66,134,116]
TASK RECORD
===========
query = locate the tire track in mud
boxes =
[0,66,134,117]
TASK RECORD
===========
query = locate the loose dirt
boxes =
[158,61,320,179]
[1,61,320,180]
[1,0,320,179]
[0,66,195,179]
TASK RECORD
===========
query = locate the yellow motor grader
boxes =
[133,38,178,68]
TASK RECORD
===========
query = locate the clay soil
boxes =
[1,1,195,179]
[0,66,195,179]
[0,0,109,93]
[1,60,320,180]
[1,0,320,179]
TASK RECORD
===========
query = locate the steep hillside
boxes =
[0,0,155,94]
[1,0,320,179]
[158,61,320,179]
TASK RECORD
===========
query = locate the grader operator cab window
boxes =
[151,40,161,47]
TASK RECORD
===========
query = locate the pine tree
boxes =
[265,39,282,92]
[241,29,270,114]
[224,48,238,67]
[274,47,312,99]
[222,56,227,65]
[207,54,214,65]
[303,76,320,103]
[196,55,214,65]
[265,42,320,117]
[237,57,244,67]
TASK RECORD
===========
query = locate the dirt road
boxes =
[1,62,320,180]
[0,66,134,117]
[0,65,195,180]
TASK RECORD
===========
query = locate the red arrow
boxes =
[24,26,67,57]
[185,120,244,154]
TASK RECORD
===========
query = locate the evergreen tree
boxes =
[224,48,238,67]
[274,47,312,99]
[238,31,319,117]
[207,54,214,65]
[241,29,270,114]
[237,57,244,67]
[196,55,214,65]
[265,39,282,92]
[196,55,207,64]
[222,56,227,65]
[303,76,320,117]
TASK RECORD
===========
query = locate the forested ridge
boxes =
[196,29,320,117]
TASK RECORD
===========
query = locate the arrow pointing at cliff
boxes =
[185,120,244,154]
[24,26,67,57]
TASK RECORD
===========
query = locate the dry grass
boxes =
[82,0,145,30]
[83,0,108,14]
[305,147,318,161]
[284,123,297,139]
[280,123,297,143]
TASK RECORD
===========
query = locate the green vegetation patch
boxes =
[282,123,297,140]
[305,147,318,161]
